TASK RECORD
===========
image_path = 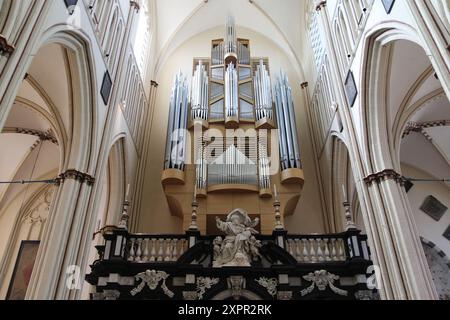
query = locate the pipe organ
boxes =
[254,60,274,126]
[224,62,239,127]
[163,71,189,174]
[162,17,305,234]
[274,71,302,171]
[191,61,209,124]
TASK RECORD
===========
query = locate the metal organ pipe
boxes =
[164,71,189,171]
[254,60,273,122]
[274,71,302,170]
[226,16,237,54]
[274,86,289,170]
[258,132,270,191]
[225,63,238,118]
[191,61,209,122]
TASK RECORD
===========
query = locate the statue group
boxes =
[213,209,262,268]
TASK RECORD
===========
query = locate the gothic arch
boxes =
[330,135,360,233]
[36,28,97,172]
[12,28,100,299]
[357,22,448,299]
[359,22,426,173]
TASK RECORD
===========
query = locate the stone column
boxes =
[130,79,159,233]
[314,0,438,299]
[25,171,96,299]
[362,170,438,299]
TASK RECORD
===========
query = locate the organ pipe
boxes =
[254,59,273,122]
[225,16,237,55]
[164,71,189,171]
[258,132,271,191]
[195,139,207,191]
[274,71,302,170]
[212,43,224,66]
[238,42,250,65]
[225,62,239,118]
[191,61,209,122]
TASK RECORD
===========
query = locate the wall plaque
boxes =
[420,195,448,221]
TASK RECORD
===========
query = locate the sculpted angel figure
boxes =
[213,209,261,267]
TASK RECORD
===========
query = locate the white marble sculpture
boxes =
[213,209,261,268]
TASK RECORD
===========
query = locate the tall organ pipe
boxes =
[225,16,237,54]
[274,71,302,170]
[164,71,189,171]
[254,60,273,121]
[191,61,209,121]
[225,63,238,118]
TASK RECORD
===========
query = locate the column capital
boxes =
[57,169,96,186]
[300,82,309,89]
[130,0,140,12]
[150,80,159,88]
[363,169,405,186]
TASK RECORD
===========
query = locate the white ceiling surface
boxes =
[26,43,70,136]
[152,0,306,77]
[0,44,65,212]
[387,41,450,185]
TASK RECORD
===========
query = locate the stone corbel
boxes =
[363,169,405,186]
[0,34,15,56]
[315,0,327,11]
[56,169,96,186]
[130,0,140,12]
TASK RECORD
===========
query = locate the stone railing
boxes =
[285,231,370,263]
[286,235,346,263]
[97,227,370,266]
[127,235,188,263]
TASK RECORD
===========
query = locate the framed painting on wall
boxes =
[6,240,40,300]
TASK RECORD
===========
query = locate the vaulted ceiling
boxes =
[150,0,309,77]
[389,41,450,187]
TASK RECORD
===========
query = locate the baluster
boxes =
[157,239,164,261]
[331,238,338,261]
[128,238,136,262]
[287,239,295,257]
[165,239,173,262]
[172,239,179,261]
[142,238,149,262]
[302,239,309,262]
[135,238,143,262]
[150,238,157,262]
[309,239,316,262]
[317,239,324,262]
[324,238,331,261]
[295,239,302,262]
[179,239,186,257]
[338,239,346,261]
